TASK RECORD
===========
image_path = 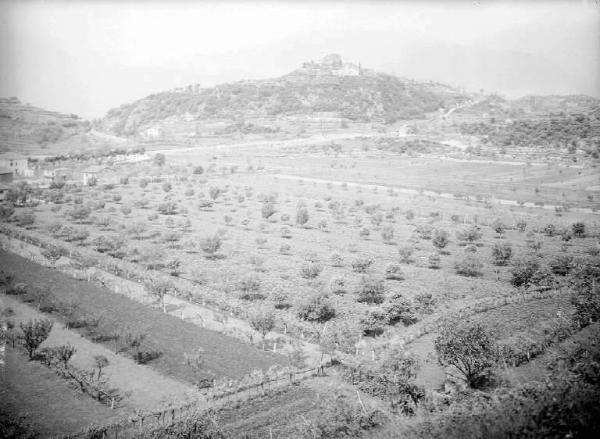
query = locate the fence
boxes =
[57,364,328,439]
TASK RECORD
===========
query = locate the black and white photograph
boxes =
[1,0,599,437]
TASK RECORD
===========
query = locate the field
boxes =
[2,126,600,438]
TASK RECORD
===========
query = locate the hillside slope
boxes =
[98,54,470,138]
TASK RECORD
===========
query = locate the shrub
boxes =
[209,186,222,200]
[261,202,276,219]
[297,294,336,323]
[238,273,261,293]
[385,263,405,280]
[428,253,441,269]
[415,225,433,240]
[153,153,166,166]
[330,253,344,267]
[543,224,556,237]
[381,225,395,243]
[360,308,388,336]
[398,246,414,264]
[516,219,527,231]
[455,256,483,277]
[491,219,506,235]
[464,244,478,253]
[279,244,291,255]
[193,165,204,175]
[199,234,222,258]
[351,257,373,273]
[329,276,347,295]
[432,229,449,250]
[280,226,291,239]
[356,276,385,304]
[139,178,148,188]
[510,256,540,287]
[296,205,309,226]
[456,226,482,243]
[300,260,323,279]
[414,293,436,314]
[249,308,275,350]
[572,222,586,238]
[14,211,35,227]
[360,227,371,239]
[549,255,574,276]
[385,294,418,326]
[491,242,513,266]
[157,201,178,215]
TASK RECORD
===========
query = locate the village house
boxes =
[81,165,104,186]
[0,152,28,176]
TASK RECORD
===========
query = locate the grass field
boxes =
[0,347,121,437]
[0,251,286,384]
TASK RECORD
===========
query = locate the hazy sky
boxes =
[1,0,599,119]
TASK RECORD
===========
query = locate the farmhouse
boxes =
[81,165,103,185]
[0,152,28,175]
[0,167,14,183]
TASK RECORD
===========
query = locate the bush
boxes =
[157,201,178,215]
[549,254,574,276]
[14,212,35,228]
[385,294,418,326]
[193,165,204,175]
[456,226,482,243]
[360,227,371,239]
[299,261,323,279]
[385,263,405,280]
[279,243,291,255]
[330,253,344,267]
[572,222,586,238]
[261,202,276,219]
[455,256,483,277]
[432,229,449,250]
[491,242,512,266]
[351,257,373,273]
[428,253,441,269]
[238,273,261,293]
[398,246,415,263]
[199,234,222,257]
[296,206,309,226]
[360,308,388,336]
[510,256,541,287]
[356,277,385,304]
[297,294,336,323]
[381,225,395,243]
[329,276,347,295]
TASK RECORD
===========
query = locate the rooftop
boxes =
[0,166,14,174]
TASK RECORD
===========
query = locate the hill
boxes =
[97,54,470,139]
[0,97,133,155]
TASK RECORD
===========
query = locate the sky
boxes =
[1,0,599,119]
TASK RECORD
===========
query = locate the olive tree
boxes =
[20,318,53,359]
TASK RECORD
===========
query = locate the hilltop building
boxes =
[296,54,362,77]
[0,153,28,176]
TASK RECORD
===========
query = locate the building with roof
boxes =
[0,153,28,176]
[81,165,104,186]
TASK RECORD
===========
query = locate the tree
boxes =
[510,256,540,287]
[321,320,362,359]
[385,263,405,280]
[56,344,76,367]
[455,256,483,277]
[434,318,498,388]
[184,347,207,386]
[145,277,174,312]
[94,355,109,380]
[41,245,66,266]
[356,276,385,304]
[261,202,276,220]
[153,153,166,167]
[432,229,449,250]
[381,225,395,243]
[491,242,513,266]
[20,319,53,359]
[249,308,276,350]
[297,294,336,323]
[209,186,222,201]
[456,226,482,243]
[199,234,222,258]
[572,222,586,238]
[193,165,204,175]
[299,261,323,279]
[296,204,309,226]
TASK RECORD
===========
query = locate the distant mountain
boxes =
[97,54,470,139]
